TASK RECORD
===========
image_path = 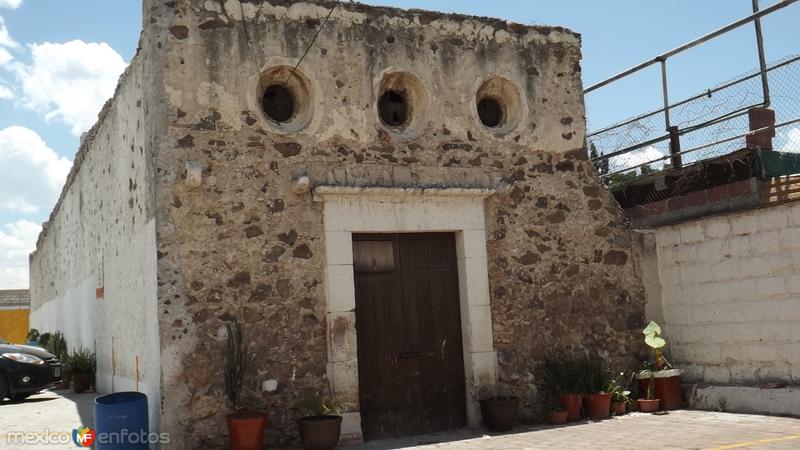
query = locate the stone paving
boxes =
[2,391,800,449]
[355,410,800,450]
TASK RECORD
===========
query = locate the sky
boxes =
[0,0,798,288]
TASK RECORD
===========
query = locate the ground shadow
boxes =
[0,396,58,405]
[54,388,96,427]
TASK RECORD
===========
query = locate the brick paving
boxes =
[355,410,800,450]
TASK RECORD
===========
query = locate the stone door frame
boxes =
[314,186,498,442]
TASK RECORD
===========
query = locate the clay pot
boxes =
[480,396,520,432]
[72,373,91,394]
[297,415,342,450]
[227,411,268,450]
[637,369,682,410]
[637,398,661,413]
[583,393,612,420]
[558,393,582,421]
[547,410,569,425]
[612,401,627,415]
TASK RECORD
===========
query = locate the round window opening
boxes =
[262,84,296,124]
[477,97,504,128]
[378,90,409,127]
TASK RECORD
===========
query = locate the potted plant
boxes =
[541,354,582,421]
[637,321,682,410]
[544,397,568,425]
[579,352,613,420]
[45,332,70,389]
[479,386,520,432]
[297,394,343,450]
[68,347,95,393]
[38,332,52,349]
[25,328,40,346]
[224,320,268,450]
[637,365,661,412]
[607,373,631,415]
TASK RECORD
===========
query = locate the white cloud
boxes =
[0,0,22,9]
[779,127,800,153]
[0,219,39,289]
[14,40,127,135]
[610,145,666,172]
[0,81,11,99]
[0,126,72,214]
[0,15,17,49]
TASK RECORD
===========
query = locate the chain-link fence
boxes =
[588,54,800,184]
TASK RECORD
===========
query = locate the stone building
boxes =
[29,0,646,447]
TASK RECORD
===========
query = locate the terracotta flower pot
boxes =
[558,393,582,421]
[72,373,91,393]
[638,369,682,410]
[637,398,660,413]
[583,393,612,420]
[297,415,342,450]
[227,411,268,450]
[612,401,627,415]
[547,410,569,425]
[480,396,520,432]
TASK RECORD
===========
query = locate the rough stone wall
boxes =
[151,1,645,447]
[27,22,165,432]
[634,202,800,386]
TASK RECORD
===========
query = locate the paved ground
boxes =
[356,411,800,450]
[1,390,799,449]
[0,389,94,449]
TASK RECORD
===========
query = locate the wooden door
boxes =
[353,233,466,440]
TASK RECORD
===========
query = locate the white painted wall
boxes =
[29,55,161,433]
[635,202,800,387]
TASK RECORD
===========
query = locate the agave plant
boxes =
[299,392,342,417]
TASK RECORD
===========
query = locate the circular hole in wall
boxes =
[376,71,428,135]
[378,90,409,127]
[475,77,523,134]
[257,66,313,133]
[262,84,296,123]
[477,96,504,128]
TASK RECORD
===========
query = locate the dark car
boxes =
[0,337,62,401]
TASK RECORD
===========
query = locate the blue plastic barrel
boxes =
[94,392,149,450]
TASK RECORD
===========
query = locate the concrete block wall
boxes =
[636,201,800,386]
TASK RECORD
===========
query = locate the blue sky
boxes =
[0,0,798,288]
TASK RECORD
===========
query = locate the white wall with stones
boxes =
[28,53,162,432]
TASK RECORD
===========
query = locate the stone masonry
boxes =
[30,1,648,447]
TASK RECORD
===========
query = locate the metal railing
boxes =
[586,0,800,183]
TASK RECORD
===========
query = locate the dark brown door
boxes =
[353,233,466,440]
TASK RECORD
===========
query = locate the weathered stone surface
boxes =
[29,1,647,447]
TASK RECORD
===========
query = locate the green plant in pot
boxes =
[25,328,40,346]
[297,393,343,450]
[45,332,69,389]
[224,320,268,450]
[478,386,520,432]
[607,373,632,416]
[544,396,568,425]
[541,353,582,421]
[68,347,95,394]
[38,332,52,349]
[637,321,682,411]
[579,352,613,420]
